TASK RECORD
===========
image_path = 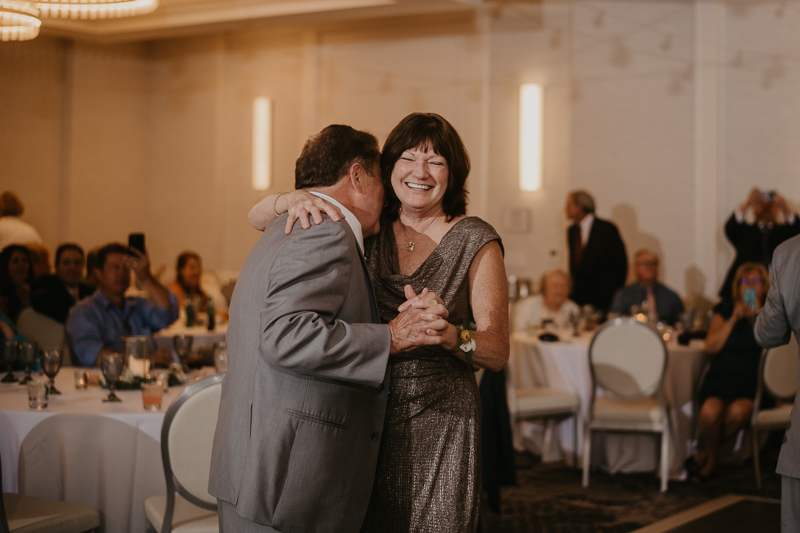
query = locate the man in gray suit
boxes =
[754,234,800,533]
[209,125,449,533]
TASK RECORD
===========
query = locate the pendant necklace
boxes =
[401,213,438,252]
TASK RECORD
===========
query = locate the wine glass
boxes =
[101,352,124,403]
[214,340,228,374]
[1,339,18,383]
[18,341,38,385]
[568,310,581,337]
[42,349,63,395]
[173,334,193,373]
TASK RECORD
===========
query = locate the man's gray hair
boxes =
[569,190,595,215]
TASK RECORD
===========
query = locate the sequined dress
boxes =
[360,216,502,533]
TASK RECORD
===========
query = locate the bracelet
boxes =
[456,320,477,371]
[273,192,287,216]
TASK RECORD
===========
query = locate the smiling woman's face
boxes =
[390,145,449,214]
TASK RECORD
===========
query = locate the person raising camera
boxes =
[718,188,799,301]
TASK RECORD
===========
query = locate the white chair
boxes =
[1,452,100,533]
[751,333,799,490]
[582,318,670,492]
[16,306,68,349]
[144,374,223,533]
[506,327,581,465]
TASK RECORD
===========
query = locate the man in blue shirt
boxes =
[67,242,179,367]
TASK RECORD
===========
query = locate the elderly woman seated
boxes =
[513,269,580,333]
[685,262,770,482]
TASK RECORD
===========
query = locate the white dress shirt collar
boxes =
[579,213,595,246]
[309,192,364,254]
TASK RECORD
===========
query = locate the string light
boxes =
[36,0,158,20]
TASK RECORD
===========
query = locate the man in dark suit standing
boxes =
[209,125,449,532]
[719,188,799,301]
[31,243,94,323]
[566,190,628,313]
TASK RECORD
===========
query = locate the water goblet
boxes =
[173,334,193,373]
[42,349,63,395]
[18,341,38,385]
[1,339,18,383]
[101,352,124,403]
[568,310,581,337]
[214,340,228,374]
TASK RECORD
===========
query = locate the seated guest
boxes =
[0,244,34,325]
[609,249,684,325]
[66,242,178,367]
[168,251,209,311]
[168,251,228,315]
[0,191,42,251]
[31,243,94,324]
[685,262,769,482]
[25,242,51,280]
[513,269,580,333]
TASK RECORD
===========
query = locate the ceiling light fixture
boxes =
[36,0,158,20]
[0,0,41,41]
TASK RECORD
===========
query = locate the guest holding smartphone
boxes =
[686,262,770,482]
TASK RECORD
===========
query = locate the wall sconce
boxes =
[252,96,272,191]
[519,83,543,192]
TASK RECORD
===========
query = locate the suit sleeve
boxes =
[610,225,628,288]
[609,288,627,315]
[755,252,792,349]
[260,221,390,388]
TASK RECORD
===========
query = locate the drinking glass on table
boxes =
[567,309,581,337]
[2,339,18,383]
[42,349,63,395]
[173,334,193,373]
[27,377,48,409]
[141,381,163,411]
[101,352,124,403]
[124,336,150,379]
[18,341,38,385]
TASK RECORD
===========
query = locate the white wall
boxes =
[2,0,800,301]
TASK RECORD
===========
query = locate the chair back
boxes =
[588,317,667,400]
[762,333,799,401]
[161,374,223,511]
[17,308,65,350]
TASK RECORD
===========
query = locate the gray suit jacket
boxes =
[209,215,391,532]
[754,234,800,479]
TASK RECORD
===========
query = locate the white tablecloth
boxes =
[0,367,190,533]
[509,331,708,478]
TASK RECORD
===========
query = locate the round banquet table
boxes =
[0,367,215,533]
[509,330,709,479]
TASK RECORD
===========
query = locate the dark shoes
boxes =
[683,455,711,484]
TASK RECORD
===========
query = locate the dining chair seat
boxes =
[516,387,580,417]
[144,494,218,533]
[2,492,99,533]
[591,395,662,425]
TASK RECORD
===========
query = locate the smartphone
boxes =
[128,233,145,255]
[743,287,757,309]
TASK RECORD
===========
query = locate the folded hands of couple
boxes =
[388,285,458,356]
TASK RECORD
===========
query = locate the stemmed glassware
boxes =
[18,341,38,385]
[101,352,124,403]
[2,339,18,383]
[173,334,193,373]
[42,349,63,395]
[568,310,581,337]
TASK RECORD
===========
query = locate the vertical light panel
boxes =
[252,96,272,191]
[519,83,543,192]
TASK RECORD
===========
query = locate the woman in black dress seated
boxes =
[688,262,769,481]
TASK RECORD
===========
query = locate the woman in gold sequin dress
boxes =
[250,113,510,532]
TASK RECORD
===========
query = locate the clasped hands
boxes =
[388,285,456,354]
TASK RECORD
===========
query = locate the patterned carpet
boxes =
[483,450,782,533]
